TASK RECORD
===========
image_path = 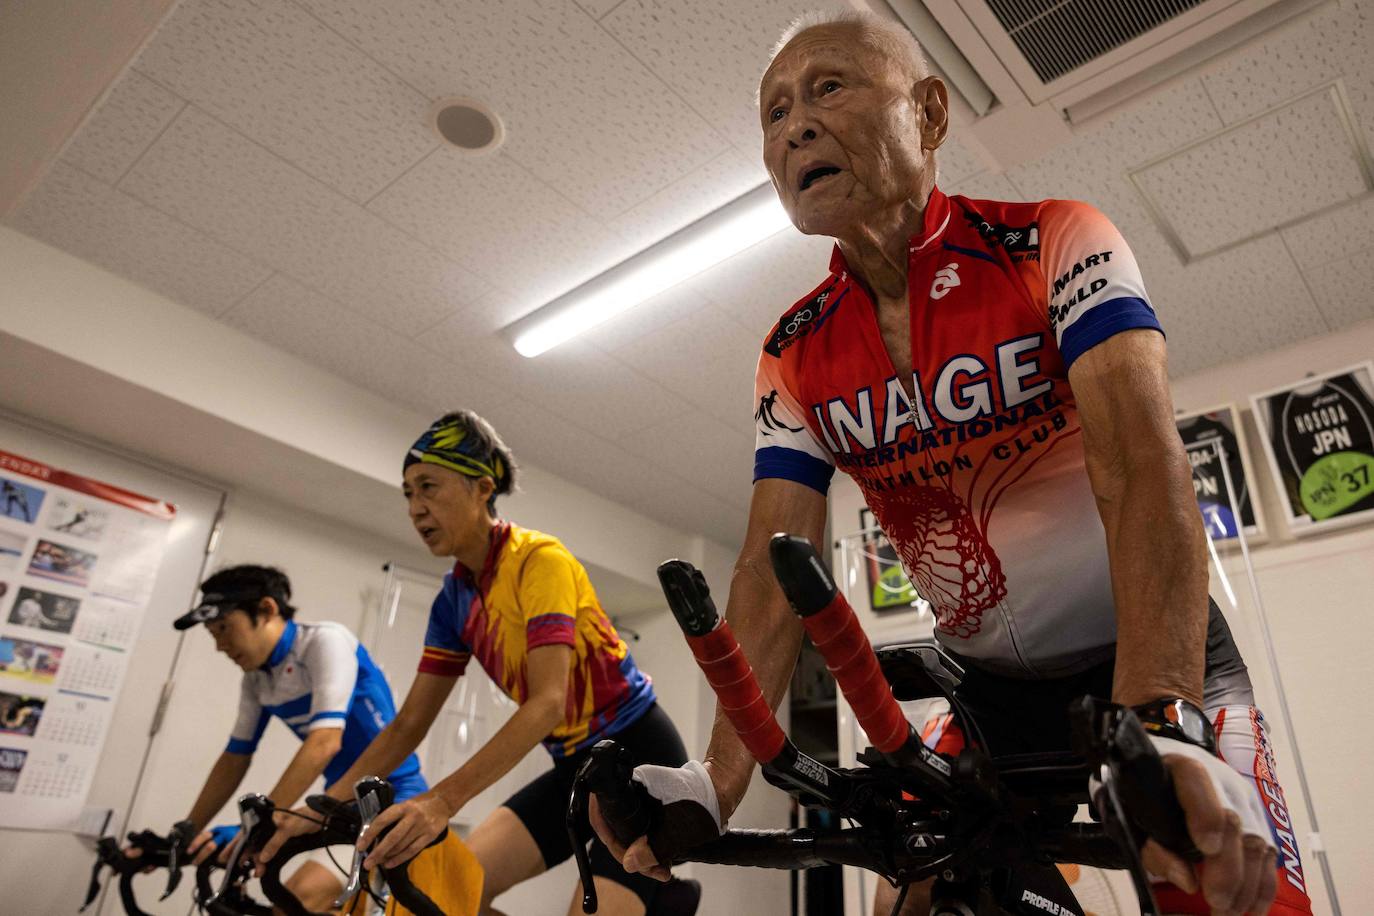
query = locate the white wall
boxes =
[1169,318,1374,914]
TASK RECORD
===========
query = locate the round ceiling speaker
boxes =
[430,97,504,154]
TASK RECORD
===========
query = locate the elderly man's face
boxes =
[759,26,943,238]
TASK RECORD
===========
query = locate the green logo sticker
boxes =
[873,561,919,609]
[1299,451,1374,520]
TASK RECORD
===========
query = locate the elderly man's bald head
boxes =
[756,9,948,243]
[763,11,930,93]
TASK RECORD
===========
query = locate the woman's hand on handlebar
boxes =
[1143,741,1277,916]
[359,791,450,870]
[253,806,318,867]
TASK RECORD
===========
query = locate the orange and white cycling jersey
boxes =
[753,186,1162,678]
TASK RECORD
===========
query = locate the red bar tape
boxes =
[801,594,909,754]
[686,623,786,764]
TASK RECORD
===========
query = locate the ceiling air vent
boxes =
[985,0,1207,84]
[923,0,1312,114]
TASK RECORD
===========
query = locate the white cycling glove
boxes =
[624,761,724,861]
[1147,736,1276,856]
[632,760,723,832]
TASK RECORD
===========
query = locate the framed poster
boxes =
[858,507,923,612]
[1175,403,1266,544]
[1250,362,1374,536]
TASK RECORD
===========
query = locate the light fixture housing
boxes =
[506,183,791,357]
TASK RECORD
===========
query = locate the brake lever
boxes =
[333,776,393,908]
[1071,697,1202,916]
[568,754,599,914]
[568,741,654,914]
[211,794,272,906]
[81,836,120,911]
[161,819,193,900]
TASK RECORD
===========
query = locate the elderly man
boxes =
[595,11,1313,916]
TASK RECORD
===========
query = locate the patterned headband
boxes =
[404,416,503,481]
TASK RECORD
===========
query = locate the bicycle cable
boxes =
[887,881,910,916]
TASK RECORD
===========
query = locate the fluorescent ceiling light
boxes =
[508,183,791,357]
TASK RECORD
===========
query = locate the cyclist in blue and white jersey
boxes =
[168,564,426,911]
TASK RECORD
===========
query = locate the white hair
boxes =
[767,9,930,81]
[760,10,939,178]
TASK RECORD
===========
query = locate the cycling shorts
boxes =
[504,702,687,907]
[908,655,1313,914]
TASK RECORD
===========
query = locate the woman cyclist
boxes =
[263,410,694,916]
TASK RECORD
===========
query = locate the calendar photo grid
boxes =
[0,446,174,830]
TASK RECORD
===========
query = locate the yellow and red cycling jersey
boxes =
[418,522,655,757]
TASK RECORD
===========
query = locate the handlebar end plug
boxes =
[656,560,720,637]
[768,534,837,616]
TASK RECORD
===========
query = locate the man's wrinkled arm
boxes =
[1071,329,1208,707]
[703,477,827,821]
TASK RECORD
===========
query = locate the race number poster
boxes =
[1176,404,1266,543]
[0,448,175,829]
[1250,362,1374,536]
[858,508,924,612]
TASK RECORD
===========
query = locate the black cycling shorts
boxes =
[944,596,1255,756]
[504,702,688,907]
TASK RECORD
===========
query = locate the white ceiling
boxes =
[7,0,1374,547]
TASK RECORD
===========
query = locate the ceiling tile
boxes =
[423,303,693,441]
[1280,194,1374,267]
[936,137,986,186]
[573,0,625,19]
[621,409,754,500]
[1300,249,1374,330]
[577,280,706,353]
[133,0,437,202]
[1199,1,1366,124]
[295,0,723,218]
[610,304,760,416]
[119,106,488,332]
[1147,235,1326,376]
[9,163,269,317]
[947,170,1023,202]
[483,394,745,542]
[223,272,509,415]
[510,346,693,442]
[602,0,850,159]
[367,147,627,313]
[1081,78,1224,166]
[688,229,836,341]
[1130,86,1369,258]
[607,148,767,247]
[1006,79,1224,233]
[478,397,668,503]
[424,288,568,374]
[59,71,184,185]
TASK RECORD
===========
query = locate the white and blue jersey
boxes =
[227,620,426,799]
